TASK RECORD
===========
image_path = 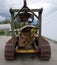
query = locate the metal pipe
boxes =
[24,0,27,7]
[38,8,43,37]
[11,9,41,12]
[10,8,15,47]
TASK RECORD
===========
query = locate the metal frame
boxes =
[10,0,43,45]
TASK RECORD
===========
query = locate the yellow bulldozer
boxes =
[4,0,51,60]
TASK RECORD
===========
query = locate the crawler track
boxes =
[4,39,15,60]
[39,37,51,60]
[4,37,18,60]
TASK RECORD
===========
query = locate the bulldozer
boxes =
[4,0,51,60]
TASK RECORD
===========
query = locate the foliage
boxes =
[0,19,10,24]
[0,30,5,35]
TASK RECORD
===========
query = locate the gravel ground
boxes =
[0,36,57,65]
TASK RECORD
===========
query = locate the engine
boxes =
[18,25,35,48]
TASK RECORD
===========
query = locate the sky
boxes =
[0,0,57,21]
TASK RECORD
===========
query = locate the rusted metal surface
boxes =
[38,37,51,60]
[5,40,15,60]
[4,37,18,60]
